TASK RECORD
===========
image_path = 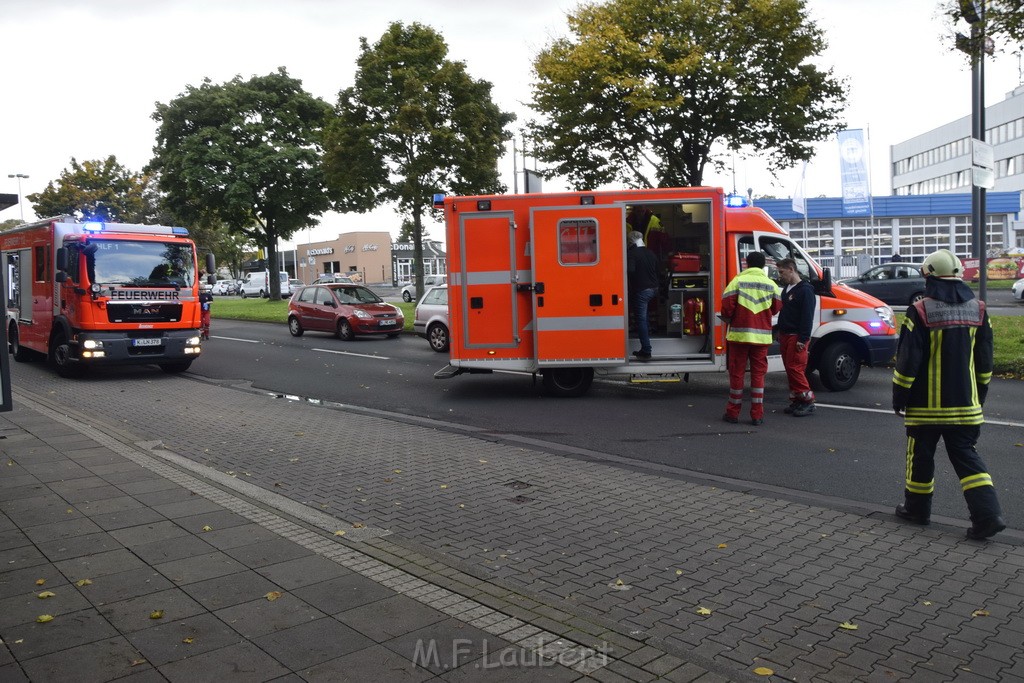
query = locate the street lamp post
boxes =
[7,173,29,221]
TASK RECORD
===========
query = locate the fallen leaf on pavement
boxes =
[36,591,56,599]
[352,523,364,529]
[922,601,932,606]
[971,609,989,617]
[753,667,774,676]
[75,579,93,587]
[676,570,683,575]
[182,637,194,644]
[130,659,147,667]
[202,526,213,532]
[35,579,46,586]
[838,621,858,630]
[149,610,164,619]
[393,469,402,474]
[717,543,728,549]
[478,459,488,463]
[265,592,283,601]
[697,607,712,615]
[440,484,448,489]
[36,615,54,623]
[334,530,346,536]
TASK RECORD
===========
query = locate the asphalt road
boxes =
[14,315,1017,531]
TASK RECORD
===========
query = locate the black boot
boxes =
[966,517,1006,540]
[895,504,930,525]
[895,492,931,525]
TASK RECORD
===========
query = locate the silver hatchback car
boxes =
[413,285,449,352]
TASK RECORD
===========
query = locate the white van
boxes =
[240,271,289,299]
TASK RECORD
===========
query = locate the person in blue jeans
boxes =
[627,230,660,360]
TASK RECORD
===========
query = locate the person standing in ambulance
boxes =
[627,230,660,361]
[720,251,781,426]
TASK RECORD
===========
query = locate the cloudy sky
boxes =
[2,0,1022,248]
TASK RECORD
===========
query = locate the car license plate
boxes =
[132,338,162,347]
[379,319,397,326]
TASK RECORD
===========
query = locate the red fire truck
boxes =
[2,217,214,377]
[433,187,898,397]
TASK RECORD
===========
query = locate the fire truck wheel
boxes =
[288,316,304,337]
[49,332,83,378]
[542,367,594,397]
[337,319,355,341]
[160,361,194,373]
[427,322,450,352]
[816,341,860,392]
[9,325,35,362]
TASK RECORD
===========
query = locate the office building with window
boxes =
[756,192,1022,274]
[891,84,1024,196]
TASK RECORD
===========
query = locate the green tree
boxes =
[945,0,1024,60]
[528,0,847,189]
[0,218,22,232]
[27,156,155,222]
[323,22,514,301]
[148,67,332,300]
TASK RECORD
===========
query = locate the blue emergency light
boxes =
[725,194,749,208]
[433,193,446,209]
[82,222,105,232]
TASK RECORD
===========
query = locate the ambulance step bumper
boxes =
[629,373,682,384]
[434,364,496,379]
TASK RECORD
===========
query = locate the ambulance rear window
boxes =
[558,218,598,265]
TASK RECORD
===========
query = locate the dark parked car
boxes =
[287,284,403,341]
[839,262,926,306]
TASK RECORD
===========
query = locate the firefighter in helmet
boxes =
[892,249,1005,540]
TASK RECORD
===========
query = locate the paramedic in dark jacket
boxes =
[892,249,1005,540]
[776,258,816,417]
[627,230,660,360]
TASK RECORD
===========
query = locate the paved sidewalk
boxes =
[5,368,1024,682]
[1,395,725,682]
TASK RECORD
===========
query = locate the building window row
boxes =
[892,114,1024,177]
[894,170,971,196]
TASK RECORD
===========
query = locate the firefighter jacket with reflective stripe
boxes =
[892,296,993,426]
[721,267,781,345]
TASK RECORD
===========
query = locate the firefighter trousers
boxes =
[725,342,768,420]
[779,334,814,403]
[903,425,1003,524]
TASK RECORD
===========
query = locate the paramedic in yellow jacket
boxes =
[720,251,781,426]
[892,249,1005,540]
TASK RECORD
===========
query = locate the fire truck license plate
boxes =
[132,338,163,347]
[379,319,396,326]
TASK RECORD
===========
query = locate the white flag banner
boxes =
[791,162,807,215]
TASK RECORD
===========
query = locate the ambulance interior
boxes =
[625,201,714,361]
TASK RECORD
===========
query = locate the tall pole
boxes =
[971,1,988,302]
[7,174,28,221]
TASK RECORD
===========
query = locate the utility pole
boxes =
[957,0,993,301]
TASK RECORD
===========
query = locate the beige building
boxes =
[297,231,393,285]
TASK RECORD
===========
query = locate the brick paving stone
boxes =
[126,613,245,666]
[157,640,290,682]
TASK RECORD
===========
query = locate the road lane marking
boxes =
[818,403,1024,428]
[211,335,260,343]
[312,348,391,360]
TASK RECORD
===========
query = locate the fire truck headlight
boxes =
[82,339,103,350]
[186,336,201,346]
[90,283,102,294]
[875,306,894,328]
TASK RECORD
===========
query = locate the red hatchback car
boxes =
[287,284,404,341]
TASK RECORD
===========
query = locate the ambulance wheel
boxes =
[160,361,193,373]
[49,332,83,378]
[337,319,354,341]
[288,316,304,337]
[542,367,594,397]
[817,341,860,392]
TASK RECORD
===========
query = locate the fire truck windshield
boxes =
[81,240,195,288]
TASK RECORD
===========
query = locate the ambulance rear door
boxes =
[458,211,519,349]
[529,206,626,367]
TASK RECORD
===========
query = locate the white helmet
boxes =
[921,249,963,279]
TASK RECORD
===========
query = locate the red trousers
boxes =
[780,334,814,403]
[725,342,768,420]
[200,311,211,337]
